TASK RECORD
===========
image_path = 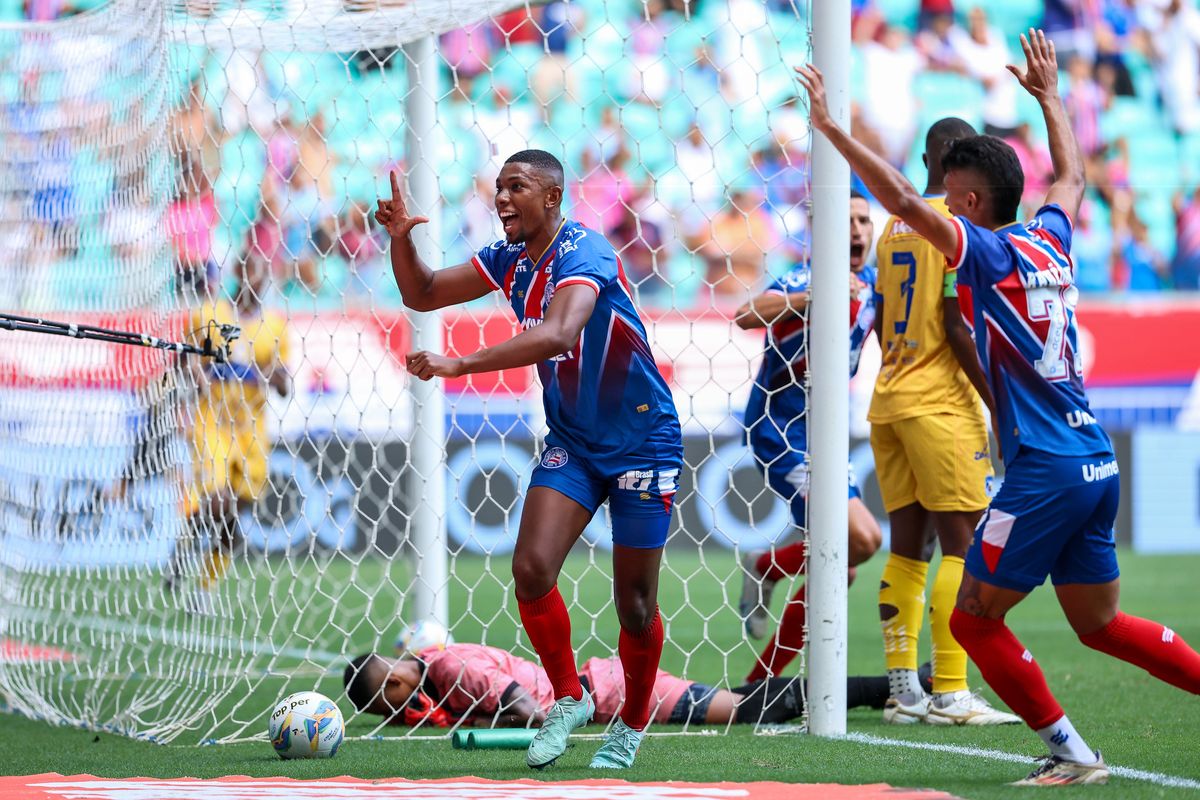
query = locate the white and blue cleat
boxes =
[525,690,595,769]
[588,719,644,769]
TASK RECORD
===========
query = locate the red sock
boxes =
[746,584,806,683]
[517,586,582,701]
[1079,612,1200,693]
[949,608,1063,730]
[755,542,807,582]
[618,607,664,731]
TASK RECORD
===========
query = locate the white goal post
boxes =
[0,0,855,745]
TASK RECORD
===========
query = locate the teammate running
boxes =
[376,150,683,770]
[736,193,882,682]
[871,117,1017,726]
[798,30,1200,785]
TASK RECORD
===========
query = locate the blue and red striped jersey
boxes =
[473,220,682,465]
[743,262,877,436]
[949,204,1112,463]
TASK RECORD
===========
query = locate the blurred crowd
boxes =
[7,0,1200,314]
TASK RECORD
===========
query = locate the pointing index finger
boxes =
[389,170,400,201]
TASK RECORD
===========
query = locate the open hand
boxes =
[794,64,834,134]
[405,350,463,381]
[375,170,430,239]
[1007,29,1059,102]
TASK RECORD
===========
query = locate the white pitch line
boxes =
[845,732,1200,791]
[7,607,343,665]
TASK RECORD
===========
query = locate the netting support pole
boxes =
[403,34,449,629]
[806,0,851,737]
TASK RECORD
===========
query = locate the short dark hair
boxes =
[504,149,565,188]
[343,653,381,712]
[850,189,868,202]
[925,117,977,166]
[941,135,1024,224]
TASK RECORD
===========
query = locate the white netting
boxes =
[0,0,821,744]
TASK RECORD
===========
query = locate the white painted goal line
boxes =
[844,732,1200,791]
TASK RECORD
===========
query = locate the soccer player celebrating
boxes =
[375,150,683,769]
[871,117,1018,726]
[736,193,882,682]
[798,31,1200,785]
[343,644,922,729]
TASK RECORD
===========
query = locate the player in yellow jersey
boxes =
[870,118,1018,725]
[168,249,291,615]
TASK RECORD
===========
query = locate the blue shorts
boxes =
[965,448,1120,593]
[528,441,681,549]
[750,426,860,527]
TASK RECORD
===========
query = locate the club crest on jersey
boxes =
[558,227,587,256]
[540,447,569,469]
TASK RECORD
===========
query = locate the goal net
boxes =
[0,0,830,744]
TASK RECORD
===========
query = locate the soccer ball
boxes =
[268,691,344,759]
[394,619,454,658]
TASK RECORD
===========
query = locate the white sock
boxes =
[887,668,924,700]
[1036,715,1097,764]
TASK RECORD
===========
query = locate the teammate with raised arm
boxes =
[375,150,683,770]
[736,193,882,683]
[798,30,1200,785]
[871,117,1018,726]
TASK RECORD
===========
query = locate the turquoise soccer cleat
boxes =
[588,719,644,769]
[525,690,595,769]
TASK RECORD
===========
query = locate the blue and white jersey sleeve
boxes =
[472,240,517,292]
[1027,204,1075,254]
[949,215,1012,289]
[770,265,810,296]
[552,225,616,296]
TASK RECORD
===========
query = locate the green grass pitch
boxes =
[4,550,1200,799]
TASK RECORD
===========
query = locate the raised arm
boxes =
[406,284,597,381]
[376,170,492,312]
[795,65,959,260]
[1008,30,1085,219]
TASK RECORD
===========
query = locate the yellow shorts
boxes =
[186,423,268,515]
[870,412,992,514]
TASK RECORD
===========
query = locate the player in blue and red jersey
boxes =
[736,192,881,683]
[375,150,682,770]
[799,30,1200,785]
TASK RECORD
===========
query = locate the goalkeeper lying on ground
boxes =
[344,644,929,728]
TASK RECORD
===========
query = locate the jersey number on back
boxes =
[1025,285,1079,382]
[892,251,917,335]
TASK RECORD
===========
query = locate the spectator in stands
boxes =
[1002,122,1054,216]
[167,157,217,300]
[1065,54,1109,157]
[950,6,1019,136]
[612,186,669,305]
[1146,0,1200,135]
[1073,198,1116,292]
[1042,0,1100,64]
[1112,204,1170,291]
[572,145,634,235]
[918,0,954,33]
[916,12,966,73]
[1173,187,1200,289]
[698,187,775,304]
[859,25,923,167]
